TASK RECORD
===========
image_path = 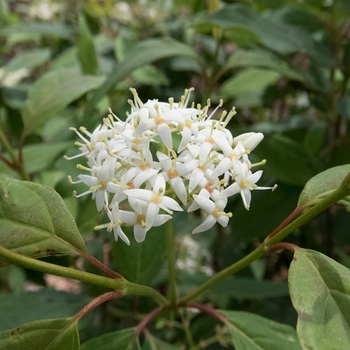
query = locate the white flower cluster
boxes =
[66,88,274,245]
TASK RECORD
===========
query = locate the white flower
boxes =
[222,159,273,210]
[190,194,232,234]
[67,87,273,243]
[95,203,130,245]
[124,175,183,230]
[119,204,172,243]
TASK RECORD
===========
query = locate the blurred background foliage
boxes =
[0,0,350,347]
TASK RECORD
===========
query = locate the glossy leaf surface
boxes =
[0,176,86,266]
[289,249,350,349]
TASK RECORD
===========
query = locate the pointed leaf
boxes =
[298,164,350,210]
[0,318,79,350]
[224,49,303,81]
[0,176,86,267]
[22,68,105,134]
[0,289,89,332]
[77,16,98,75]
[219,310,302,350]
[288,249,350,349]
[82,38,199,126]
[81,327,137,350]
[220,68,281,97]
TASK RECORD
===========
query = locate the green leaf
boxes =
[219,310,302,350]
[207,4,325,57]
[224,49,304,81]
[0,318,79,350]
[288,249,350,349]
[0,176,86,266]
[21,141,72,174]
[0,23,73,39]
[0,289,89,332]
[111,225,166,286]
[83,38,200,126]
[1,48,51,73]
[298,164,350,210]
[253,134,323,186]
[220,68,281,98]
[132,64,169,86]
[81,327,137,350]
[77,16,98,75]
[22,68,105,134]
[142,334,180,349]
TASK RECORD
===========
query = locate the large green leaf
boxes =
[220,68,281,98]
[0,176,86,266]
[298,164,350,210]
[219,310,302,350]
[22,68,105,134]
[111,225,166,286]
[207,4,325,57]
[224,49,303,81]
[1,48,51,73]
[288,249,350,349]
[82,38,200,126]
[0,289,89,332]
[77,16,98,75]
[80,327,137,350]
[0,318,79,350]
[253,134,323,186]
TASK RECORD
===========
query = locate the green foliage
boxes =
[219,310,302,349]
[0,318,80,350]
[0,0,349,349]
[0,176,86,266]
[289,249,350,349]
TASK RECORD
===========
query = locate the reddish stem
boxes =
[80,251,122,279]
[268,206,304,239]
[267,242,298,254]
[135,306,163,336]
[73,291,123,321]
[0,154,15,169]
[186,303,232,328]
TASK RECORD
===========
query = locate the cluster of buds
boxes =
[66,88,274,245]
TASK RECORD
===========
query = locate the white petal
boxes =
[157,123,172,150]
[78,175,98,187]
[170,177,187,205]
[193,195,215,214]
[189,168,204,193]
[134,225,147,243]
[153,174,165,193]
[161,196,183,212]
[212,158,232,177]
[240,188,251,210]
[114,225,130,245]
[247,170,263,184]
[153,214,172,226]
[192,215,216,234]
[178,127,192,153]
[118,210,137,225]
[125,189,152,202]
[199,142,213,164]
[95,190,105,212]
[217,215,229,227]
[146,202,159,229]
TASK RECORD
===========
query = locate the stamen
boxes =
[207,99,223,120]
[129,88,144,109]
